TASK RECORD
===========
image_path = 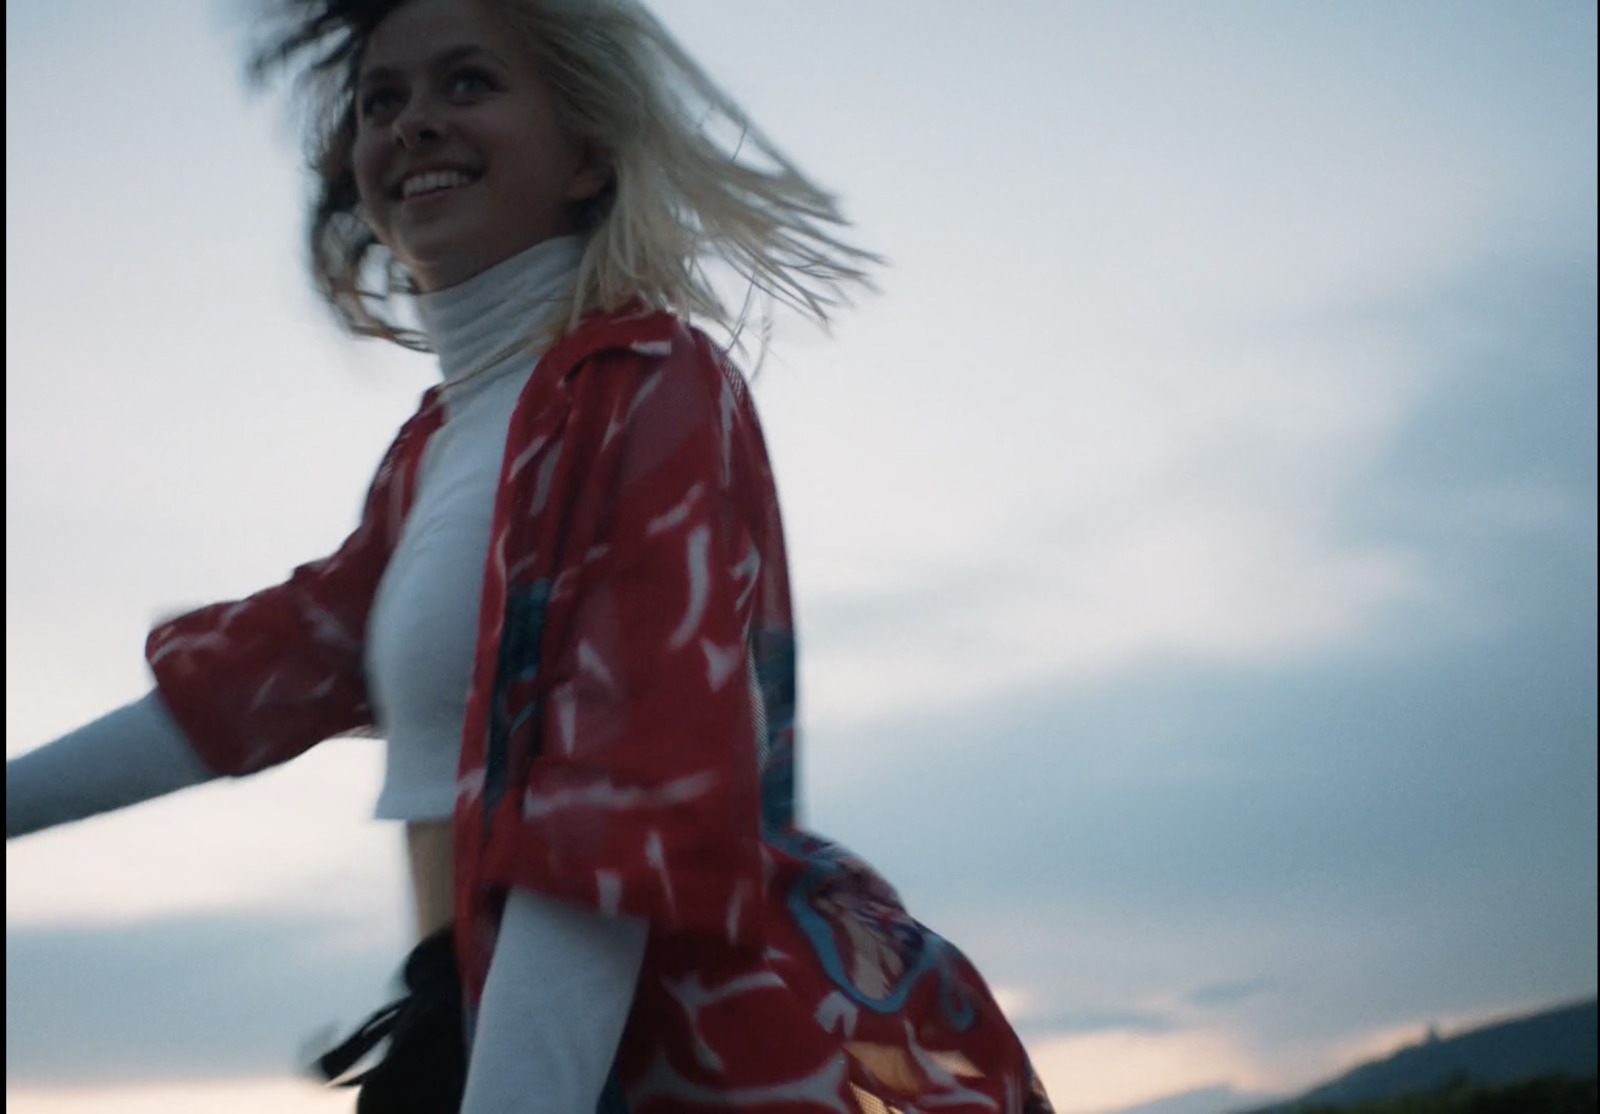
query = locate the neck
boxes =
[415,236,586,385]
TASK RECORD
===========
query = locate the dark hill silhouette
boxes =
[1239,997,1597,1112]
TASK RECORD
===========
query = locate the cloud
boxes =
[4,1078,354,1114]
[1186,977,1277,1011]
[5,744,400,926]
[5,912,408,1085]
[778,197,1596,737]
[798,257,1600,1078]
[799,254,1596,742]
[1099,1085,1274,1114]
[1027,1024,1269,1114]
[1016,1007,1177,1039]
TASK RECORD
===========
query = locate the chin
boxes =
[398,239,487,291]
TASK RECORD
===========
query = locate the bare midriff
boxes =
[406,819,454,938]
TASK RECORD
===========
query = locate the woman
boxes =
[6,0,1055,1110]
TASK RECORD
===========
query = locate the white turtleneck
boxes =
[376,234,649,1113]
[368,234,581,820]
[5,237,648,1113]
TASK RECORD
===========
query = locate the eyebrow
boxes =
[358,43,505,88]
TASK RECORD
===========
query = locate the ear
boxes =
[565,143,613,203]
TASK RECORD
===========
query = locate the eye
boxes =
[359,86,403,119]
[448,67,498,98]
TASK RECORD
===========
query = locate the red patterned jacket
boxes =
[146,309,1053,1113]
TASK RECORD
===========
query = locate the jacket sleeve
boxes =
[145,402,440,777]
[471,334,766,945]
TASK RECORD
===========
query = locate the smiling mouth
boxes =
[396,168,481,201]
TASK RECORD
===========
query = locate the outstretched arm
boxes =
[8,398,441,838]
[5,693,213,839]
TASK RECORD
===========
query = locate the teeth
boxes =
[401,169,474,199]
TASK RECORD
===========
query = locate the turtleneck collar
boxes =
[414,236,586,385]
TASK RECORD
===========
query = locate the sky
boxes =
[5,2,1597,1113]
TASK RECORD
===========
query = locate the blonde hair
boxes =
[249,0,879,351]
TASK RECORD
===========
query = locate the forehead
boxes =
[360,0,513,75]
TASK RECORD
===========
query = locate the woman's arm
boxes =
[461,887,649,1114]
[5,693,214,839]
[144,400,442,778]
[8,400,443,837]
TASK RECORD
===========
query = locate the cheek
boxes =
[350,137,389,212]
[491,116,580,190]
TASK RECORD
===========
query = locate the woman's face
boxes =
[351,0,608,292]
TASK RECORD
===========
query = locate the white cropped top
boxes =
[367,235,582,820]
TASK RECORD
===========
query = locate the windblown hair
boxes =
[248,0,879,351]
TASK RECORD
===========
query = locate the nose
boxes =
[392,96,444,150]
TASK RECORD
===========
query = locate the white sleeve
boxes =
[5,693,215,839]
[460,886,649,1114]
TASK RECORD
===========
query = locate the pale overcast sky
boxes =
[6,2,1596,1113]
